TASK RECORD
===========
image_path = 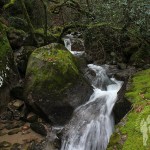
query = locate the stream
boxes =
[60,36,123,150]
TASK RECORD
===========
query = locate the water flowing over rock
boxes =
[61,64,123,150]
[24,43,93,125]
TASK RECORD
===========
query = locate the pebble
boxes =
[0,131,7,136]
[22,125,30,131]
[26,113,38,123]
[30,123,47,136]
[13,100,24,109]
[8,128,21,135]
[0,141,11,148]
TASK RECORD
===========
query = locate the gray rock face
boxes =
[24,43,93,125]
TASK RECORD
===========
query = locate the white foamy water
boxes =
[59,36,123,150]
[61,64,123,150]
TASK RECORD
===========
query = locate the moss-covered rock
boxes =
[7,27,27,49]
[107,69,150,150]
[0,22,18,112]
[24,43,93,125]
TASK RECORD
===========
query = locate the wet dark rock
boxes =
[13,110,22,120]
[28,141,45,150]
[117,63,127,70]
[0,131,7,136]
[0,111,13,120]
[26,113,38,123]
[7,100,28,120]
[0,126,5,130]
[5,121,25,130]
[143,64,150,69]
[11,100,24,110]
[8,128,21,135]
[10,143,21,150]
[30,123,47,136]
[113,67,136,124]
[0,141,11,148]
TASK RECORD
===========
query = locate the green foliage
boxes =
[3,0,16,9]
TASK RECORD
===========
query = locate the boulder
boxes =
[24,43,93,125]
[0,22,18,112]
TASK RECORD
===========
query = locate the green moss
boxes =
[108,69,150,150]
[0,23,11,73]
[26,43,79,98]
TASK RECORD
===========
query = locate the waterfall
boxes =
[60,36,123,150]
[64,35,84,56]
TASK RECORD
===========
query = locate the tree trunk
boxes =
[18,0,38,46]
[40,0,48,44]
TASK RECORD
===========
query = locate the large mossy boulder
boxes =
[107,69,150,150]
[24,43,93,125]
[0,22,18,112]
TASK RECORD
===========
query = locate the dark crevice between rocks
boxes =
[113,98,132,124]
[113,74,132,124]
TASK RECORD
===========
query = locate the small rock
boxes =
[117,63,127,70]
[0,126,5,130]
[27,141,44,150]
[22,138,38,143]
[0,111,13,120]
[30,123,47,136]
[5,121,25,130]
[13,110,21,120]
[26,113,38,123]
[13,100,24,109]
[0,131,7,136]
[22,130,30,135]
[10,143,21,150]
[22,125,30,131]
[0,141,11,148]
[8,128,20,135]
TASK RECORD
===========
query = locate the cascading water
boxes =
[64,35,84,56]
[61,36,123,150]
